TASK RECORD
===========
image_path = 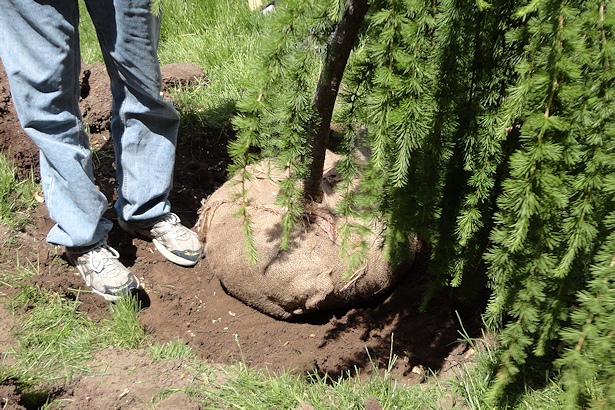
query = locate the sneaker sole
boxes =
[119,219,201,267]
[152,239,200,267]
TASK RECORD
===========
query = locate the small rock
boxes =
[364,396,383,410]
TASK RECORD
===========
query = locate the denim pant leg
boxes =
[0,0,112,250]
[85,0,180,226]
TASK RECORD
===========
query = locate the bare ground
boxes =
[0,61,487,409]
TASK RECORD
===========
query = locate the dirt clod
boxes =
[0,381,26,410]
[364,396,383,410]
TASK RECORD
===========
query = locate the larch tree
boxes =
[229,0,615,406]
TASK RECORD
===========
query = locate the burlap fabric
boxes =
[196,150,412,318]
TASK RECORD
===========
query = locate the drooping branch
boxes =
[303,0,369,202]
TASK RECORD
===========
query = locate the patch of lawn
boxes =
[148,338,196,362]
[1,260,146,386]
[78,0,265,130]
[0,154,38,231]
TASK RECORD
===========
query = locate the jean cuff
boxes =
[121,213,169,229]
[66,236,107,255]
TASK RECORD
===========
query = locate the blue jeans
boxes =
[0,0,180,252]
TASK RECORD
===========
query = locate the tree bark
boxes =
[303,0,369,202]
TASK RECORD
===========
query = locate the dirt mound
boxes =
[0,59,486,406]
[57,346,209,409]
[0,345,211,410]
[0,381,26,410]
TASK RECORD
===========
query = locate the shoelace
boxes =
[153,213,189,240]
[87,245,122,277]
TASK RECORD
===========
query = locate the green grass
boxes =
[448,317,571,410]
[148,338,195,361]
[0,154,38,231]
[0,258,147,407]
[186,363,446,409]
[78,0,265,130]
[159,0,265,129]
[2,267,147,386]
[151,349,455,409]
[452,354,566,410]
[0,252,145,377]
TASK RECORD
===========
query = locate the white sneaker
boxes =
[119,213,203,266]
[66,242,140,301]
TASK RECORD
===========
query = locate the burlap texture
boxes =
[196,151,411,318]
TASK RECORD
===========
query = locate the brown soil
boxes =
[0,61,487,409]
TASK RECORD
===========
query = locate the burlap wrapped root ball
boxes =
[196,150,416,319]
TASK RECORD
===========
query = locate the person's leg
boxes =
[85,0,202,266]
[0,0,111,250]
[0,0,139,300]
[84,0,179,224]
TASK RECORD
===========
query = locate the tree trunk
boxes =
[302,0,369,202]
